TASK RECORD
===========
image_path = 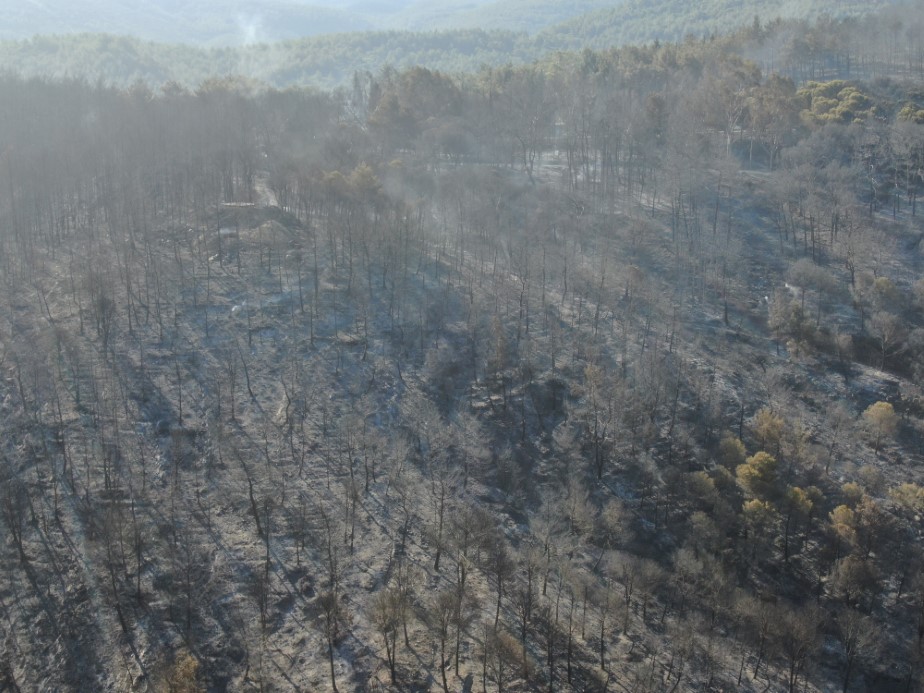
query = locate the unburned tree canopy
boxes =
[718,433,746,469]
[841,482,864,507]
[737,451,778,500]
[862,401,897,452]
[753,408,785,455]
[784,486,813,519]
[829,504,857,547]
[890,482,924,513]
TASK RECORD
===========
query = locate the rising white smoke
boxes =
[236,13,265,45]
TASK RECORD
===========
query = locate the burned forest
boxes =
[2,10,924,692]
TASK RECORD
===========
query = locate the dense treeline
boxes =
[0,0,895,46]
[0,2,921,90]
[1,11,924,692]
[533,0,895,51]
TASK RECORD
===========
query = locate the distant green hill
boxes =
[0,30,531,88]
[1,0,623,44]
[535,0,897,50]
[1,0,374,45]
[387,0,626,34]
[0,0,564,44]
[0,0,909,88]
[2,0,899,46]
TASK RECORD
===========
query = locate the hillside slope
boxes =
[1,0,902,47]
[1,0,374,44]
[536,0,898,49]
[387,0,626,34]
[2,0,919,91]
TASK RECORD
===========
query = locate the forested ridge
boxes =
[2,5,924,693]
[0,1,917,89]
[0,0,899,45]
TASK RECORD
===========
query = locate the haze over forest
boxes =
[1,0,893,45]
[2,1,924,692]
[0,0,908,87]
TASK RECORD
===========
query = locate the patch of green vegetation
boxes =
[798,81,880,123]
